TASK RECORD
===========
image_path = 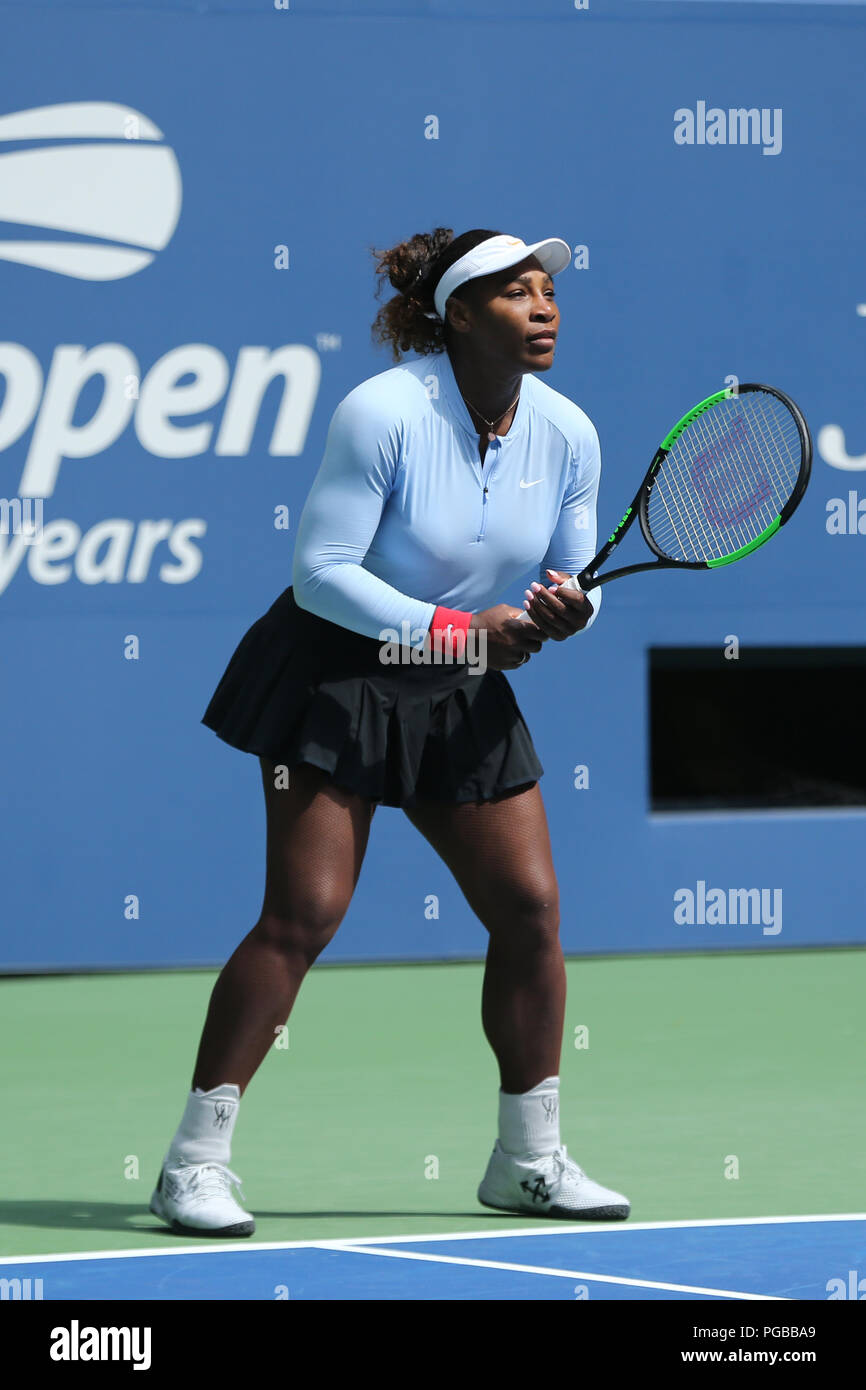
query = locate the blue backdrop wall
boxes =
[1,0,864,968]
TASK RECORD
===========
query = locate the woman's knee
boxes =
[484,879,561,945]
[253,892,350,960]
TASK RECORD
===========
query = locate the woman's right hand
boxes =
[470,605,547,671]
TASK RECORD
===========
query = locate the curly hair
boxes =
[370,227,504,362]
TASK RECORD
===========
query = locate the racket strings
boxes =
[693,394,798,525]
[691,396,789,529]
[647,392,802,563]
[681,409,764,551]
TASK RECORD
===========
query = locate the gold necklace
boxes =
[461,388,521,442]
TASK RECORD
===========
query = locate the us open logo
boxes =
[0,100,181,279]
[0,100,321,597]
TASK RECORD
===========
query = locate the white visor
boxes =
[432,234,571,321]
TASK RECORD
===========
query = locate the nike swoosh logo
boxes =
[519,479,544,488]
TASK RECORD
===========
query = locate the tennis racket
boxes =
[558,383,811,596]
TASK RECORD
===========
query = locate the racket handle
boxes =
[560,574,600,594]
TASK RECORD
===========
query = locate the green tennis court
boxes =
[2,948,862,1269]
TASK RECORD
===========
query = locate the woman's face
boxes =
[448,254,561,372]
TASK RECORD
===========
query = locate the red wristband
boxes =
[430,605,472,657]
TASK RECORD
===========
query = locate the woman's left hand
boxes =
[522,569,594,641]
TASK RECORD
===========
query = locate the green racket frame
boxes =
[575,383,812,591]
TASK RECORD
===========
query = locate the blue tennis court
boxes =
[3,1216,863,1301]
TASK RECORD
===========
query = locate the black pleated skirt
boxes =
[201,586,544,808]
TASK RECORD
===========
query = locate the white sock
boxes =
[498,1075,561,1157]
[167,1083,240,1167]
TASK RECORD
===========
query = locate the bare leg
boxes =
[192,760,376,1094]
[404,783,564,1094]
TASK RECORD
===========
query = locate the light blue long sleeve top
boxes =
[292,350,603,642]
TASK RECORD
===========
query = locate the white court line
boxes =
[1,1212,862,1266]
[323,1212,866,1248]
[328,1243,788,1300]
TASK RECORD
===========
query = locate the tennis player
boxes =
[150,228,630,1235]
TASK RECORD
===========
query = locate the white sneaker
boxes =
[478,1142,630,1220]
[149,1158,255,1237]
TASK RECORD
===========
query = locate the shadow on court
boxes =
[0,1201,510,1234]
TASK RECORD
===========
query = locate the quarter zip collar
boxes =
[439,350,528,448]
